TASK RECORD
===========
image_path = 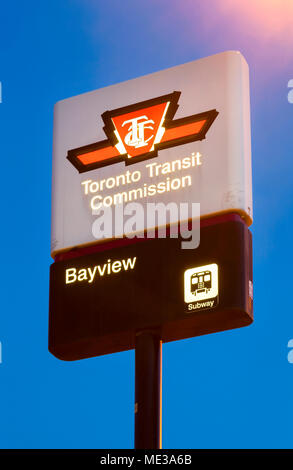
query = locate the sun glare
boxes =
[217,0,293,38]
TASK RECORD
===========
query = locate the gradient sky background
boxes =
[0,0,293,449]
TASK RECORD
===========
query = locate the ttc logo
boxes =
[67,91,218,173]
[120,116,156,149]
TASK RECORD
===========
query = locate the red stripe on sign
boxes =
[162,119,207,142]
[77,146,120,165]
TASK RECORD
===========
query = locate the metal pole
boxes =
[135,330,162,449]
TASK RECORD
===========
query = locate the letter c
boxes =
[91,195,102,211]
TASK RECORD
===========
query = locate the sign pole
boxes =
[134,330,162,449]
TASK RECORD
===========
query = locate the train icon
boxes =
[190,270,212,296]
[184,263,218,305]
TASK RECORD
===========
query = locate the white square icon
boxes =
[184,263,218,304]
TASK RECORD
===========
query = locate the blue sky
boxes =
[0,0,293,448]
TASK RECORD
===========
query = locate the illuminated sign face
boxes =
[51,51,252,257]
[67,92,218,173]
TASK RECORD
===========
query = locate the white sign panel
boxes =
[51,51,252,258]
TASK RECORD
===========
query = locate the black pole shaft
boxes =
[135,330,162,449]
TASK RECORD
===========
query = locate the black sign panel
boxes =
[49,215,253,360]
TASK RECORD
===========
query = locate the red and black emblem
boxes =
[67,91,218,173]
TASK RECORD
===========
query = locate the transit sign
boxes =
[49,52,254,448]
[51,51,252,258]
